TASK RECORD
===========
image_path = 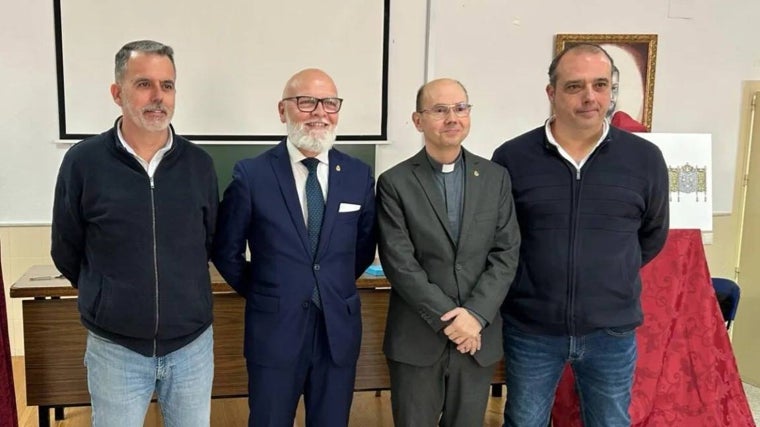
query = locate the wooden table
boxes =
[12,265,505,426]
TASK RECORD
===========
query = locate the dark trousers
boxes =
[247,304,357,427]
[388,344,496,427]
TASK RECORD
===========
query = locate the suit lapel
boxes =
[269,141,312,257]
[458,149,482,250]
[316,149,342,258]
[410,149,455,245]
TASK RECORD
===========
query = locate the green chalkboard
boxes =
[201,144,376,194]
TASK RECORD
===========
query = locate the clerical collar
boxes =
[426,151,463,174]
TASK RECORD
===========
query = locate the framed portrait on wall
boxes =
[554,34,658,131]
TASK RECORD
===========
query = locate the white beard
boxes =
[287,121,336,154]
[123,99,172,132]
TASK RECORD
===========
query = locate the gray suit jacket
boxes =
[377,148,520,367]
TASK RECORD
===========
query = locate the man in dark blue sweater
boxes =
[492,44,669,427]
[51,40,218,427]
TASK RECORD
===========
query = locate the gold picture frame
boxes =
[554,34,658,131]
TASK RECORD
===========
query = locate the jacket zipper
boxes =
[150,176,159,356]
[565,145,603,336]
[566,161,580,337]
[113,130,173,356]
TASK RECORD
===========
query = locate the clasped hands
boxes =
[441,307,482,356]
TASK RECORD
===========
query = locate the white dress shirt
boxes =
[116,118,173,178]
[544,116,609,172]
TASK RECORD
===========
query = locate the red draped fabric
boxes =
[551,229,754,426]
[0,244,18,427]
[611,111,648,133]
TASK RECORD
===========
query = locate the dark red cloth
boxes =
[0,245,18,427]
[551,229,754,426]
[611,110,649,132]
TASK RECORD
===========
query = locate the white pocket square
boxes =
[339,203,361,213]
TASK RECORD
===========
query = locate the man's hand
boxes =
[441,307,483,355]
[456,336,481,355]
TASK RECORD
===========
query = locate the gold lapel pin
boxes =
[474,170,480,177]
[336,165,341,172]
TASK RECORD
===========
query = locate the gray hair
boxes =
[114,40,175,82]
[548,43,614,86]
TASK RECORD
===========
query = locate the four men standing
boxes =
[51,39,669,426]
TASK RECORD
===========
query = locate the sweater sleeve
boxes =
[51,154,85,287]
[639,147,670,266]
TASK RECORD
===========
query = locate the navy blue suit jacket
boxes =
[212,141,377,367]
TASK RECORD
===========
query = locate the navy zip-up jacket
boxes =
[492,125,669,336]
[51,122,218,356]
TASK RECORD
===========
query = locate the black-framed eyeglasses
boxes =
[418,103,473,119]
[282,96,343,113]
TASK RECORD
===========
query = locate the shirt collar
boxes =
[286,138,330,166]
[425,150,463,174]
[116,117,173,155]
[543,116,610,149]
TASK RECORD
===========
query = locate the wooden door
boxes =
[734,84,760,386]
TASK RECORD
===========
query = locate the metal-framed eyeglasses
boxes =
[418,103,473,120]
[282,96,343,113]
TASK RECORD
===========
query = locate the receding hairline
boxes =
[415,78,469,112]
[548,43,614,86]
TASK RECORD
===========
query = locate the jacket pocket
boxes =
[336,210,361,223]
[77,270,103,320]
[93,275,156,339]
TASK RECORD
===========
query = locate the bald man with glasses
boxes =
[212,68,377,426]
[377,78,520,426]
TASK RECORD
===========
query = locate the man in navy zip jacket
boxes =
[491,44,669,427]
[51,40,218,427]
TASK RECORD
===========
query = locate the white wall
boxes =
[0,1,420,224]
[424,0,760,214]
[0,1,63,224]
[2,0,759,223]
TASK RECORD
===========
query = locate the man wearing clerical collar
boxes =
[377,78,520,426]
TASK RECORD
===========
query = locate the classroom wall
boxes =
[0,0,414,224]
[421,0,760,215]
[5,1,760,223]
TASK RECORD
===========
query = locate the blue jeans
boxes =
[84,326,214,427]
[502,325,636,427]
